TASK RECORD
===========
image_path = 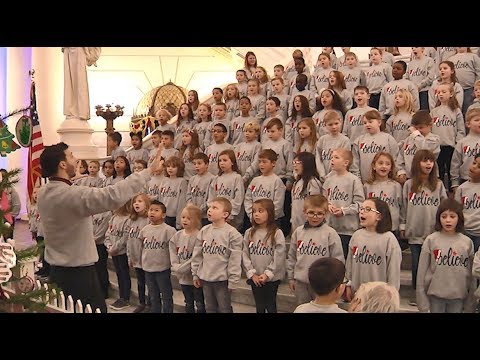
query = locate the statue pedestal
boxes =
[57,118,99,159]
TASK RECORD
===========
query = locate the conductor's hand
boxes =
[148,144,165,175]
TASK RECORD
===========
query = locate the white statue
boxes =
[62,47,101,121]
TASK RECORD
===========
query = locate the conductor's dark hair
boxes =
[40,142,69,178]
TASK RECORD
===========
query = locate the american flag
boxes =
[27,81,44,202]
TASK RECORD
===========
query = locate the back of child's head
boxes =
[258,148,278,162]
[130,193,151,220]
[108,131,122,146]
[211,197,232,216]
[115,199,132,216]
[150,199,166,214]
[333,148,353,170]
[304,194,329,212]
[434,198,464,233]
[182,204,202,230]
[366,197,392,233]
[266,118,283,130]
[192,152,209,165]
[243,121,260,134]
[411,110,432,126]
[351,281,400,313]
[308,257,345,296]
[164,156,185,177]
[367,151,398,184]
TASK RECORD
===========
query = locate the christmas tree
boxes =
[0,168,58,312]
[0,122,20,157]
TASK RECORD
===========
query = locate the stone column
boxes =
[5,47,31,219]
[55,47,98,159]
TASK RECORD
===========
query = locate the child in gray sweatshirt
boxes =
[345,198,402,299]
[416,199,476,313]
[191,197,243,313]
[242,199,286,313]
[169,205,206,313]
[141,200,177,313]
[287,195,344,306]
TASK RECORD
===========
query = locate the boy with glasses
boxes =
[287,194,344,306]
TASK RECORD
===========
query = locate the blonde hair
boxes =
[182,205,202,231]
[244,121,260,133]
[466,108,480,126]
[155,108,173,120]
[393,89,416,115]
[350,281,400,313]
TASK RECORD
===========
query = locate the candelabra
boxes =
[95,104,124,156]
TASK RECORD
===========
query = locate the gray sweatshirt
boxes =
[92,211,112,245]
[345,229,402,292]
[430,105,465,147]
[342,106,375,142]
[74,175,103,188]
[322,172,365,235]
[290,178,323,232]
[454,181,480,236]
[234,141,262,179]
[186,172,215,218]
[416,231,475,313]
[310,67,334,95]
[351,131,400,183]
[294,302,347,313]
[146,174,164,202]
[191,222,243,289]
[158,176,187,229]
[242,228,286,282]
[248,94,266,123]
[225,99,240,123]
[364,62,393,95]
[244,174,286,220]
[6,188,20,218]
[261,114,286,144]
[205,142,234,175]
[169,229,198,285]
[181,147,201,181]
[400,180,447,244]
[451,133,480,186]
[405,56,435,92]
[193,121,211,151]
[208,172,245,218]
[287,223,345,283]
[396,131,441,178]
[466,98,480,114]
[385,112,413,144]
[364,180,402,232]
[447,52,480,89]
[339,66,367,98]
[315,133,351,183]
[125,216,149,268]
[104,214,130,255]
[111,147,126,160]
[230,115,257,146]
[140,222,176,272]
[37,169,152,267]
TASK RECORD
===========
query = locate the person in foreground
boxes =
[348,281,400,313]
[37,142,163,313]
[293,257,348,313]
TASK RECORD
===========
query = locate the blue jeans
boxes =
[145,269,173,313]
[463,87,474,116]
[410,244,422,290]
[429,295,464,313]
[134,267,147,305]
